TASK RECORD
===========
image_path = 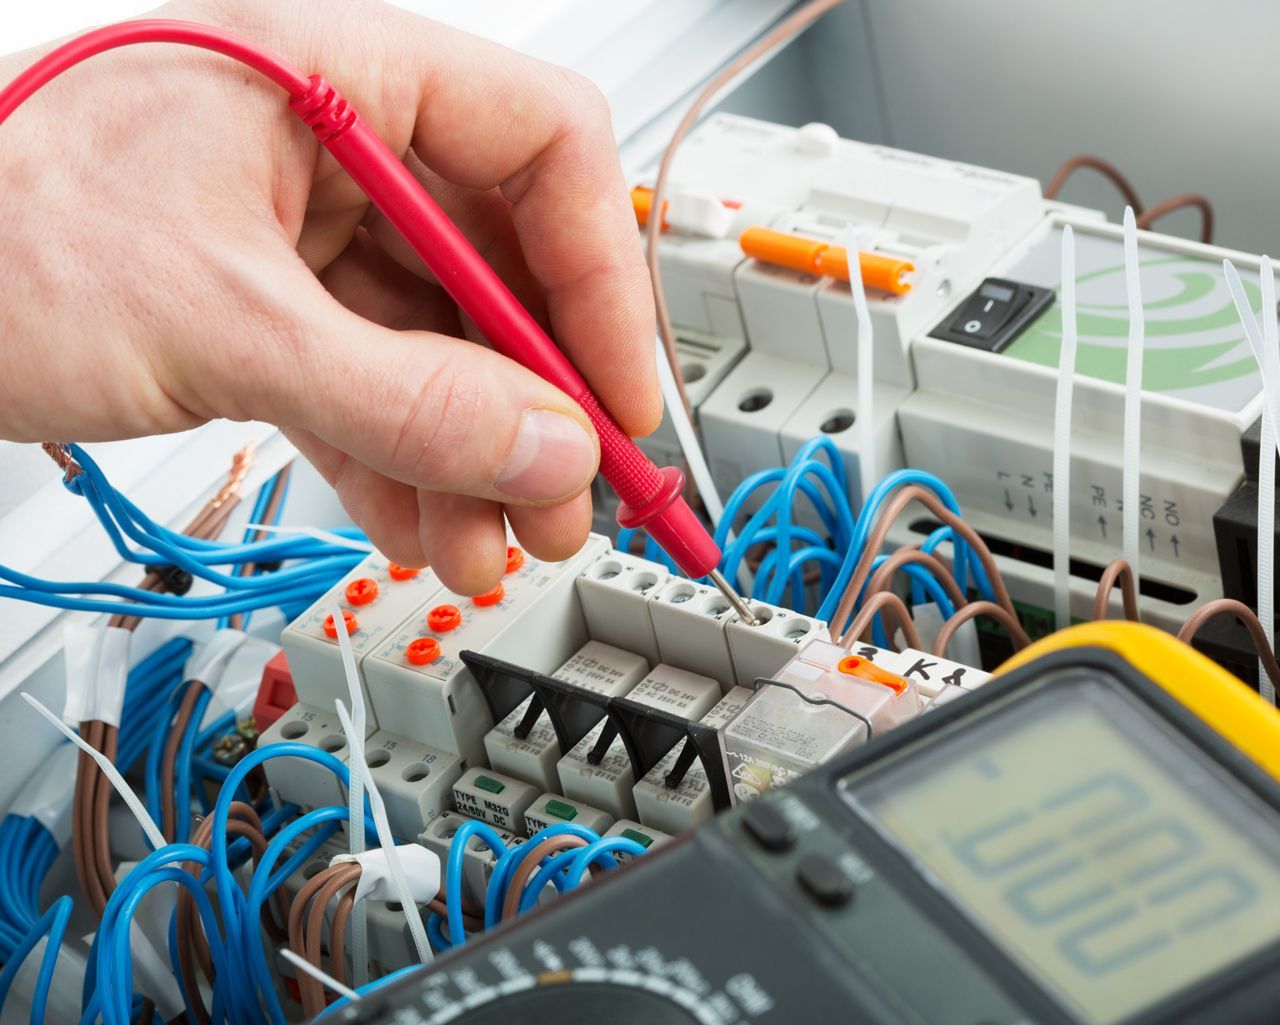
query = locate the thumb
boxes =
[190,275,600,506]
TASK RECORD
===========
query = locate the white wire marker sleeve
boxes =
[329,601,369,984]
[334,701,433,964]
[242,523,373,553]
[1224,259,1280,704]
[21,692,166,851]
[846,224,876,506]
[62,624,131,727]
[1224,260,1280,702]
[279,949,361,1003]
[1121,207,1145,589]
[1053,225,1079,631]
[331,845,440,904]
[654,335,724,526]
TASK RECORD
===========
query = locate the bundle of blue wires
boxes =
[0,445,366,622]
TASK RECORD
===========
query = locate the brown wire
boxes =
[161,681,206,840]
[228,462,293,631]
[933,601,1031,658]
[864,547,967,611]
[501,835,591,922]
[1177,598,1280,694]
[72,720,108,917]
[90,725,119,911]
[828,485,1016,646]
[839,591,923,652]
[1092,558,1140,622]
[646,0,846,421]
[1135,193,1214,244]
[289,862,363,1018]
[1043,154,1144,213]
[329,888,358,986]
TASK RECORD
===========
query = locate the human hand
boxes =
[0,0,660,593]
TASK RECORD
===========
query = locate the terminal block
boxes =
[603,819,673,864]
[362,730,464,841]
[419,811,524,906]
[452,766,540,834]
[258,702,367,811]
[523,793,614,837]
[721,639,922,802]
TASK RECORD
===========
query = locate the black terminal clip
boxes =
[153,563,194,595]
[607,697,732,813]
[930,277,1054,354]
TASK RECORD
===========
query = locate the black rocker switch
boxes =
[930,277,1054,353]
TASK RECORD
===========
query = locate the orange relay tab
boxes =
[837,655,909,696]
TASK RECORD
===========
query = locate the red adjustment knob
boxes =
[405,637,441,666]
[323,610,358,639]
[472,584,504,607]
[344,577,379,606]
[427,604,462,632]
[388,563,420,581]
[505,547,524,574]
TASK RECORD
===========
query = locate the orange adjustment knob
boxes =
[344,577,379,606]
[630,186,667,230]
[322,610,358,639]
[472,584,504,607]
[837,655,909,696]
[505,546,525,574]
[405,637,441,666]
[388,563,420,581]
[426,604,462,632]
[739,226,914,296]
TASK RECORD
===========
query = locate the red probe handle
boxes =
[289,78,722,578]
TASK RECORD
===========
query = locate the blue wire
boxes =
[0,894,73,1025]
[483,824,604,928]
[445,820,509,946]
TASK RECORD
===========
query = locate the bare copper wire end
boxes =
[210,444,255,509]
[41,441,82,482]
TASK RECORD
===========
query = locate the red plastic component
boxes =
[388,563,420,581]
[0,21,727,582]
[472,584,504,607]
[505,547,524,574]
[344,577,378,606]
[254,649,296,734]
[323,610,358,639]
[405,637,441,666]
[426,604,462,632]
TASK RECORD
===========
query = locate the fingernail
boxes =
[495,409,597,501]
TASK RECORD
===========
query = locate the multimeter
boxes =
[332,623,1280,1025]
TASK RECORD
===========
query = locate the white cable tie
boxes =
[330,846,441,905]
[335,701,433,964]
[279,949,361,1003]
[62,624,131,727]
[1053,225,1079,631]
[243,523,373,553]
[654,336,724,526]
[329,600,369,985]
[21,692,166,851]
[846,224,876,507]
[1121,207,1145,590]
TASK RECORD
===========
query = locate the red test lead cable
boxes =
[0,19,758,623]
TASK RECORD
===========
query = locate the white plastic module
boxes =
[725,604,824,689]
[697,353,826,506]
[646,578,737,689]
[418,811,523,906]
[721,639,922,803]
[575,551,669,666]
[452,766,540,834]
[280,553,443,722]
[633,685,753,835]
[883,647,990,700]
[557,663,720,819]
[523,793,614,837]
[604,820,673,864]
[363,730,465,841]
[259,702,368,811]
[364,896,425,973]
[484,641,649,792]
[361,534,610,762]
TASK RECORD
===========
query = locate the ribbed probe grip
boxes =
[576,391,665,508]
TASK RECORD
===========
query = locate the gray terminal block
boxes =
[523,793,614,838]
[452,766,540,834]
[361,535,610,764]
[419,811,524,906]
[725,604,825,688]
[363,895,428,973]
[280,552,445,723]
[362,730,466,842]
[258,702,370,811]
[633,685,754,835]
[557,663,721,819]
[646,578,738,690]
[484,640,649,792]
[604,819,673,864]
[574,551,670,666]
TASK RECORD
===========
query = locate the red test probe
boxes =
[0,19,758,624]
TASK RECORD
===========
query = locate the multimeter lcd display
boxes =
[852,672,1280,1024]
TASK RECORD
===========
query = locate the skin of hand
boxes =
[0,0,661,595]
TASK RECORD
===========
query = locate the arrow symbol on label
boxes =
[1004,489,1014,512]
[1171,535,1180,558]
[1146,527,1156,551]
[1098,515,1108,538]
[1027,495,1038,517]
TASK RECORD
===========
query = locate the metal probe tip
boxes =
[709,569,760,626]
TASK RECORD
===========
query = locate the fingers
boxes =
[505,490,593,564]
[416,492,506,596]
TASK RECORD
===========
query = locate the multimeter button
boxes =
[796,854,854,908]
[742,802,795,852]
